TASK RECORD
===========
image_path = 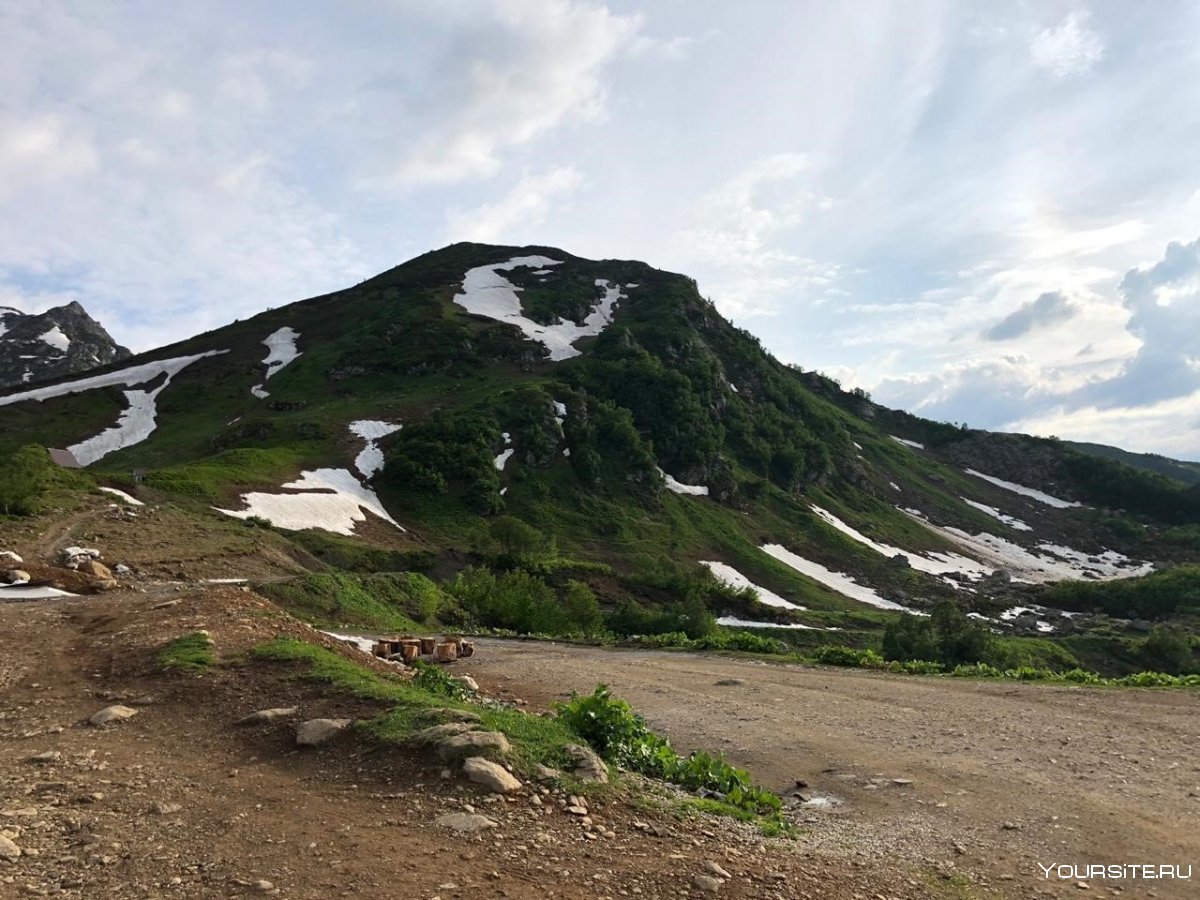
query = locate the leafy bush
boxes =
[556,685,780,817]
[1140,625,1196,675]
[1061,668,1104,684]
[950,662,1002,678]
[882,601,995,667]
[0,445,54,516]
[1045,565,1200,619]
[410,660,475,700]
[813,645,885,668]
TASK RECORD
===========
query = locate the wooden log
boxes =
[459,641,475,658]
[400,644,420,664]
[419,637,437,655]
[433,641,459,663]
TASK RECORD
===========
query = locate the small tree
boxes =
[488,515,544,561]
[562,580,604,636]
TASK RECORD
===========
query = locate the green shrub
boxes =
[813,645,885,668]
[1061,668,1104,684]
[1140,625,1195,675]
[0,445,54,516]
[410,660,475,700]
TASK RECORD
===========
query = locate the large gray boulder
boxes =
[295,718,352,747]
[462,757,522,794]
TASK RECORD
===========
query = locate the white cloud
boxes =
[1031,11,1104,78]
[375,0,640,188]
[443,166,583,243]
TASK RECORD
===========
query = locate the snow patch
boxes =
[494,448,515,471]
[320,631,377,655]
[98,487,144,507]
[453,257,625,361]
[0,351,227,466]
[728,382,739,393]
[658,468,708,496]
[890,436,925,449]
[761,543,918,613]
[39,326,70,352]
[700,561,805,610]
[0,585,77,601]
[350,420,402,479]
[811,506,991,579]
[262,327,301,379]
[965,468,1081,509]
[216,468,402,536]
[961,498,1032,531]
[250,384,269,399]
[716,616,821,631]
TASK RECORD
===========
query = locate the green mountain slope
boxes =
[2,243,1197,674]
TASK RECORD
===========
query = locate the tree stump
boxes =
[434,641,459,663]
[419,637,437,655]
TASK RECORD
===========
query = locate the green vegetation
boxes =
[158,632,215,672]
[255,572,440,631]
[0,444,88,516]
[1044,565,1200,619]
[556,685,783,824]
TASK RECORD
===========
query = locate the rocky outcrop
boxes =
[0,301,131,390]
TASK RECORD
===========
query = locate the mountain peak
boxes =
[0,300,131,389]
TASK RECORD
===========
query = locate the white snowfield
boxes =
[494,448,515,471]
[350,420,401,479]
[99,487,144,507]
[716,615,821,631]
[961,498,1032,531]
[901,510,1152,583]
[453,256,626,361]
[262,327,301,378]
[1,585,77,601]
[761,543,916,613]
[216,468,402,536]
[999,606,1056,633]
[0,351,227,466]
[250,384,270,399]
[39,326,70,351]
[658,468,709,496]
[700,560,805,610]
[965,468,1082,509]
[890,436,925,450]
[811,505,991,579]
[320,631,378,654]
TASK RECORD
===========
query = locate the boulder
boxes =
[89,704,138,726]
[435,812,498,833]
[236,707,300,726]
[564,743,608,783]
[295,718,352,747]
[413,707,481,726]
[456,675,480,692]
[0,834,20,859]
[534,763,562,782]
[436,730,511,763]
[411,722,478,744]
[0,550,23,566]
[4,569,31,585]
[60,546,100,569]
[462,756,522,793]
[80,559,113,580]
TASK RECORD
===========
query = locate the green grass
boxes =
[254,572,436,632]
[159,632,215,672]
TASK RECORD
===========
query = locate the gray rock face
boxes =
[0,301,131,390]
[564,743,608,783]
[462,756,522,793]
[295,718,352,746]
[89,704,138,726]
[236,707,300,726]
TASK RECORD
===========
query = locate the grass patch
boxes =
[159,632,215,672]
[254,572,439,631]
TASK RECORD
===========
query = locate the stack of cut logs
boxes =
[371,635,475,665]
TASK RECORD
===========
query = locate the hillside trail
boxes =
[461,639,1200,900]
[1,587,954,900]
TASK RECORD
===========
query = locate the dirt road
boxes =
[461,639,1200,898]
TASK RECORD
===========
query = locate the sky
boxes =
[2,1,1199,460]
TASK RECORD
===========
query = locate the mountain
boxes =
[0,301,131,390]
[1064,440,1200,487]
[1,243,1197,674]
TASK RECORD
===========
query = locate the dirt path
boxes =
[460,639,1200,899]
[1,591,966,900]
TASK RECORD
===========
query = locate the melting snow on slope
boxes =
[716,616,822,631]
[761,544,917,613]
[350,420,402,479]
[99,487,144,507]
[700,561,805,610]
[320,631,378,654]
[0,351,227,466]
[658,468,708,496]
[39,326,70,351]
[250,384,269,399]
[262,327,301,378]
[216,468,402,536]
[900,510,1152,583]
[890,436,925,449]
[453,257,625,361]
[965,468,1081,509]
[961,498,1032,531]
[811,506,991,579]
[494,448,515,471]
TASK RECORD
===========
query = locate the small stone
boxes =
[89,705,138,726]
[564,743,608,784]
[252,880,274,892]
[693,874,723,893]
[566,805,588,816]
[236,707,300,726]
[435,813,498,833]
[456,675,480,691]
[705,862,732,879]
[153,802,183,815]
[1001,822,1021,831]
[295,718,352,747]
[25,751,61,764]
[0,835,20,859]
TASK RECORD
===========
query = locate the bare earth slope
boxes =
[461,640,1200,899]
